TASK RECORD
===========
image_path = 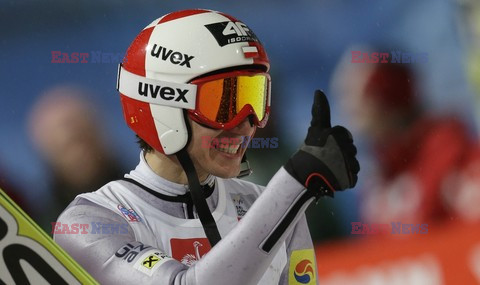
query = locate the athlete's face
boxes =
[187,117,255,179]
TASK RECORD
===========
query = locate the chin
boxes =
[208,165,240,179]
[203,153,244,178]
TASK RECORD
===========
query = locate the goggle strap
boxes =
[117,64,197,110]
[237,154,253,178]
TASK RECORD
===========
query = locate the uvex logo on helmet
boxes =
[150,44,195,68]
[138,82,190,103]
[205,21,259,47]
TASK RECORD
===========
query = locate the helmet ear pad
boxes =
[150,105,189,155]
[120,94,190,155]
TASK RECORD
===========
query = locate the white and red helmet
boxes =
[117,9,270,154]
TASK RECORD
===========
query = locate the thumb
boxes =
[310,90,331,129]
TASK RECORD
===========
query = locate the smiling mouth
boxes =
[213,143,241,154]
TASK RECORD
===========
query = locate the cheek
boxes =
[188,126,219,156]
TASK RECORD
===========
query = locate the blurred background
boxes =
[1,0,480,283]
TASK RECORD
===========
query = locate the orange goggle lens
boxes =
[194,73,270,127]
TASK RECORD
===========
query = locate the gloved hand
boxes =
[284,90,360,198]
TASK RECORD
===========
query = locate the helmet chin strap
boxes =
[237,115,255,178]
[175,110,221,247]
[175,113,254,246]
[176,148,222,247]
[237,154,252,178]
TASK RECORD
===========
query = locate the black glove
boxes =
[284,90,360,198]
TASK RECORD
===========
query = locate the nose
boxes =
[230,116,255,135]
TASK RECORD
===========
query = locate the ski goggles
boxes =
[117,65,270,129]
[189,70,271,130]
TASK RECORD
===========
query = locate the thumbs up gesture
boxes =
[284,90,360,198]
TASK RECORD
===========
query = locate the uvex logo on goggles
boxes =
[117,65,196,109]
[137,82,189,103]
